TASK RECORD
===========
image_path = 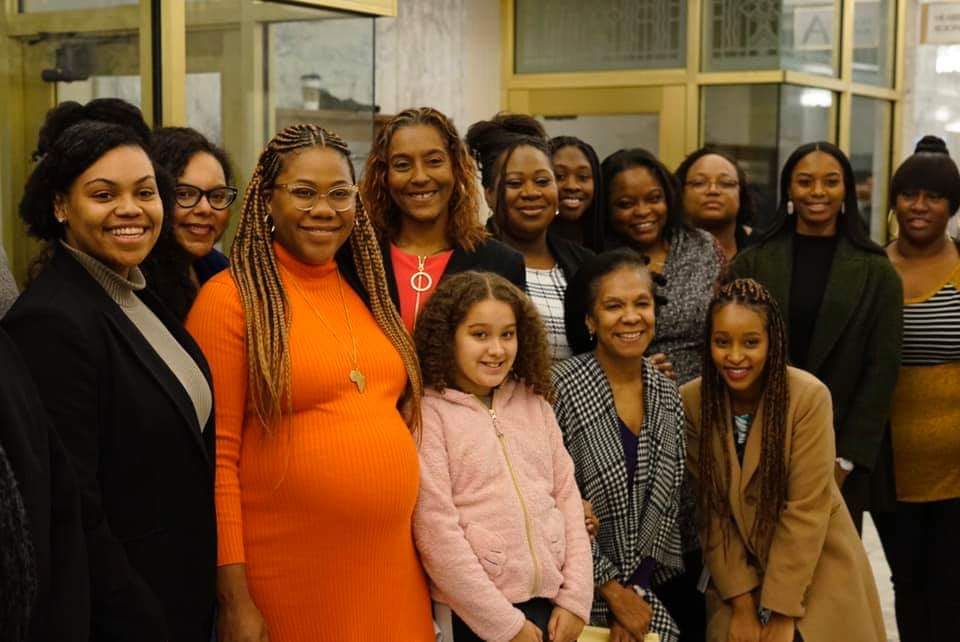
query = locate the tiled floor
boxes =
[862,514,898,641]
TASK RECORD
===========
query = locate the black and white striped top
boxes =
[902,273,960,366]
[526,266,572,361]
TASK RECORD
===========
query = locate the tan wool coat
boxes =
[681,367,886,642]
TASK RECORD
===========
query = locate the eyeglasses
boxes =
[273,183,359,212]
[175,184,239,210]
[684,177,740,193]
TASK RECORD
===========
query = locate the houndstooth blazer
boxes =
[552,352,686,641]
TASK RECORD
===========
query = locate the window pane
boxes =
[47,34,141,108]
[20,0,136,11]
[515,0,686,73]
[850,96,892,242]
[853,0,895,87]
[538,114,661,160]
[778,84,836,176]
[268,17,376,167]
[702,84,781,225]
[704,0,840,76]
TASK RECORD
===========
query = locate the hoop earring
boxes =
[786,200,794,215]
[264,214,275,235]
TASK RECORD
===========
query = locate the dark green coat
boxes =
[730,230,903,514]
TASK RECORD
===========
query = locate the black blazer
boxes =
[0,328,89,642]
[547,229,594,281]
[3,247,216,642]
[381,236,526,308]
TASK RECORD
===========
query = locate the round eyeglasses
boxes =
[273,183,359,213]
[175,184,239,210]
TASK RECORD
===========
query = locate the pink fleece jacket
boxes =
[413,379,593,642]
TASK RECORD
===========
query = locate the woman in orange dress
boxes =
[186,124,434,642]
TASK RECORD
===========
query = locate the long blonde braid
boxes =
[230,124,422,435]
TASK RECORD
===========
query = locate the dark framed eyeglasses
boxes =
[175,183,239,210]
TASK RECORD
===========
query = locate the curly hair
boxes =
[413,271,553,401]
[360,107,486,252]
[19,98,174,280]
[231,123,422,434]
[697,278,789,562]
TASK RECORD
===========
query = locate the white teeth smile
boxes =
[410,191,437,201]
[617,331,643,341]
[110,226,147,237]
[633,222,655,231]
[562,198,582,207]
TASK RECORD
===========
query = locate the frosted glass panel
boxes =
[853,0,894,87]
[850,97,892,242]
[704,0,840,76]
[21,0,135,11]
[515,0,686,73]
[539,114,660,161]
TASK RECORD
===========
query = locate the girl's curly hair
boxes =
[360,107,486,252]
[413,271,554,401]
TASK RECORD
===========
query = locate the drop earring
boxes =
[786,200,794,215]
[264,214,275,234]
[840,202,846,215]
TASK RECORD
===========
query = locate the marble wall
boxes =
[375,0,501,134]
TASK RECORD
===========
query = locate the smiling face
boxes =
[57,145,163,278]
[895,188,951,246]
[387,124,454,230]
[500,145,559,242]
[789,151,845,236]
[682,154,740,229]
[173,151,232,259]
[452,298,518,397]
[553,145,595,221]
[268,146,355,265]
[610,166,669,250]
[710,302,769,403]
[587,266,656,362]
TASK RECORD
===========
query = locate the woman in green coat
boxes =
[730,141,903,532]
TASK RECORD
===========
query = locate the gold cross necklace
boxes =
[284,268,366,393]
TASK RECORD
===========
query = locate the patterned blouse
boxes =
[649,226,725,385]
[526,266,572,361]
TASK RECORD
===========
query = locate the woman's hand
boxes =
[509,620,543,642]
[547,606,584,642]
[217,564,269,642]
[759,613,795,642]
[609,620,639,642]
[583,499,600,539]
[217,596,269,642]
[601,581,652,638]
[727,593,761,642]
[648,353,676,380]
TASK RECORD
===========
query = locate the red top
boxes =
[390,244,453,331]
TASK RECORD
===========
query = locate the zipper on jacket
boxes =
[488,406,542,596]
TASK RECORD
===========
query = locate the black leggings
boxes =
[450,597,553,641]
[873,499,960,642]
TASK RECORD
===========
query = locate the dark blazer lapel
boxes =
[379,241,402,308]
[760,233,793,323]
[56,252,211,467]
[581,355,638,566]
[444,244,473,275]
[805,237,867,373]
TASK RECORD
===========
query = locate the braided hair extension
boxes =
[697,278,790,561]
[231,123,422,435]
[360,107,487,252]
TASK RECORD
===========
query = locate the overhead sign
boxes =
[924,3,960,44]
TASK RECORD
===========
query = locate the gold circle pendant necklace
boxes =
[285,268,366,393]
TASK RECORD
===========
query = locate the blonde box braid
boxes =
[697,278,790,561]
[230,123,422,435]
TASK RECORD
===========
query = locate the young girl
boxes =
[412,271,593,642]
[680,279,885,642]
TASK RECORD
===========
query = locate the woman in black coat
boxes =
[0,327,88,642]
[3,98,216,642]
